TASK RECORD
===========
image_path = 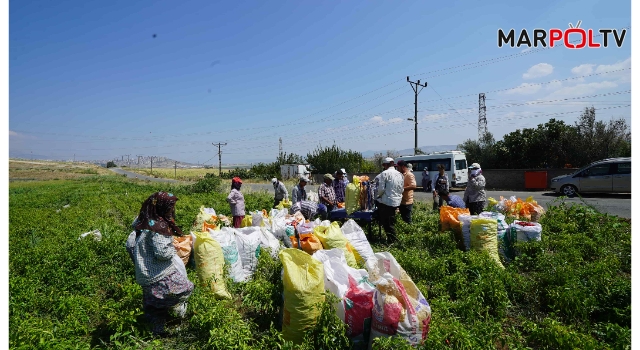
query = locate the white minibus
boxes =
[397,151,468,188]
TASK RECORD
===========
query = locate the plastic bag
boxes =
[258,227,281,258]
[173,235,193,266]
[341,219,375,265]
[511,221,542,242]
[240,216,253,228]
[345,183,361,215]
[470,218,504,268]
[313,222,358,268]
[269,208,288,242]
[458,214,478,251]
[367,252,432,346]
[440,206,470,232]
[313,249,375,345]
[192,206,216,232]
[280,248,325,345]
[209,227,246,282]
[193,231,231,300]
[276,199,292,210]
[289,233,324,255]
[307,190,320,203]
[235,227,264,280]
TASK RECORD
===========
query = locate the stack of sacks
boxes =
[479,212,509,259]
[457,214,478,251]
[489,196,545,222]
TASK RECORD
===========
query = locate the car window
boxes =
[455,159,467,170]
[583,164,612,177]
[614,162,631,174]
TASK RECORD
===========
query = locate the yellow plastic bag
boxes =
[191,206,213,232]
[240,216,253,228]
[470,218,504,268]
[280,248,325,344]
[173,235,193,266]
[313,222,358,268]
[345,183,361,215]
[193,231,232,300]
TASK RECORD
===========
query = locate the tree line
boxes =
[458,107,631,169]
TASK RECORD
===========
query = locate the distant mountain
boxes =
[360,145,460,158]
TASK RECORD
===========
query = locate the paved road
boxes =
[243,183,631,218]
[109,168,180,183]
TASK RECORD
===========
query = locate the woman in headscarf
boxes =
[463,163,487,215]
[126,192,194,336]
[227,177,245,228]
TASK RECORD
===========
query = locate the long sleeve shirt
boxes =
[463,174,487,203]
[332,178,346,203]
[291,185,307,205]
[375,168,404,207]
[227,188,246,216]
[274,181,289,201]
[126,230,177,286]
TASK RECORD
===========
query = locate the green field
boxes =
[9,169,630,349]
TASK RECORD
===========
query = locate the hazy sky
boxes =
[9,0,631,164]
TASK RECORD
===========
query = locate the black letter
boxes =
[498,29,515,48]
[613,29,626,47]
[599,29,612,48]
[533,29,547,47]
[517,29,532,47]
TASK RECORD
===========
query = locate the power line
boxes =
[212,142,227,175]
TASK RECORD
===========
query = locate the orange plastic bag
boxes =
[289,233,324,255]
[203,221,217,232]
[173,235,193,266]
[440,206,470,232]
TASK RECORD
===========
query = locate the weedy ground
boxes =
[9,168,630,349]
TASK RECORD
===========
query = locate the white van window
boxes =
[430,158,451,171]
[455,159,467,170]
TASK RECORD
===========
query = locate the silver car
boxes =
[550,157,631,196]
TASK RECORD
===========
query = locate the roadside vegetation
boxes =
[9,167,630,349]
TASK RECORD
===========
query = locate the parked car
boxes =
[550,157,631,196]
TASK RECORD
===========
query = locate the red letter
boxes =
[588,29,600,48]
[549,29,562,47]
[565,28,586,49]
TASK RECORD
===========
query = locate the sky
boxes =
[9,0,632,165]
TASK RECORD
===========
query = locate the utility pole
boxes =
[406,76,428,155]
[478,93,487,140]
[150,156,155,175]
[73,154,75,163]
[174,161,177,179]
[279,137,283,158]
[212,142,227,175]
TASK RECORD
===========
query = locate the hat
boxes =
[407,163,413,170]
[232,177,243,184]
[299,176,309,182]
[383,157,394,164]
[323,173,335,181]
[340,168,347,174]
[469,163,481,169]
[271,178,277,184]
[423,167,428,171]
[336,169,344,175]
[396,160,407,167]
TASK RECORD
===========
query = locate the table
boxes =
[328,209,381,239]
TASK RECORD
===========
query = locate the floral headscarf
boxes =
[132,192,183,237]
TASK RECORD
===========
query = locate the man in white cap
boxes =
[271,177,289,209]
[340,168,350,185]
[463,162,486,215]
[291,176,309,205]
[374,157,404,244]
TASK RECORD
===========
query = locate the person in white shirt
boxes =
[374,157,404,244]
[271,178,289,208]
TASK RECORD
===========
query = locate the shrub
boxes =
[190,173,223,193]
